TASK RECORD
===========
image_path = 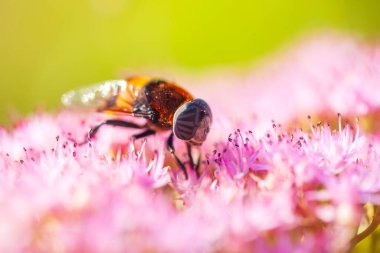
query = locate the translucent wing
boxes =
[62,79,151,118]
[62,80,127,108]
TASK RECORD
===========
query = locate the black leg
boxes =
[130,129,156,156]
[89,120,144,139]
[167,132,188,179]
[187,143,201,177]
[187,143,195,169]
[132,129,155,141]
[79,119,145,145]
[195,155,201,177]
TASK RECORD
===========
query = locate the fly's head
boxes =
[173,99,212,145]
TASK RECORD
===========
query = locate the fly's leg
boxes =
[187,143,195,168]
[132,129,156,141]
[187,143,201,178]
[167,132,188,179]
[78,119,145,145]
[131,129,156,151]
[195,155,201,177]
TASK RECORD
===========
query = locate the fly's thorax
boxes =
[137,79,194,130]
[173,99,213,145]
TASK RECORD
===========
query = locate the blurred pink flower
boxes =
[1,33,380,252]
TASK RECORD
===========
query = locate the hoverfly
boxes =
[62,76,212,178]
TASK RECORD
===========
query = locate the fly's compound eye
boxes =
[173,99,213,145]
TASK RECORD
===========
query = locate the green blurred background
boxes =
[1,0,380,124]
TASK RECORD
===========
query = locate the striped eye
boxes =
[173,99,212,144]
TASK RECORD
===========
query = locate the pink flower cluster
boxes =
[1,34,380,252]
